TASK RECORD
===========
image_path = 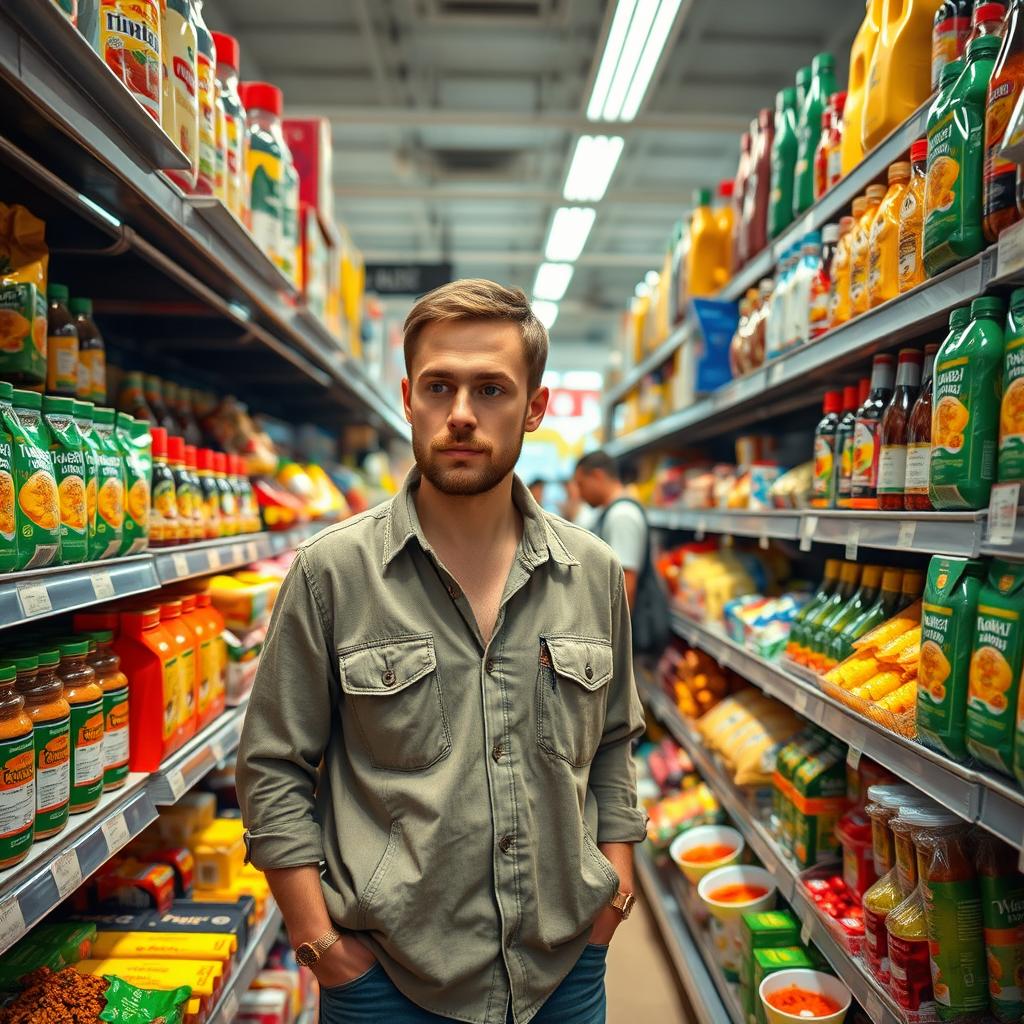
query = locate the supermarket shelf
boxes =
[634,845,743,1024]
[206,901,283,1024]
[638,679,903,1024]
[602,322,695,412]
[0,702,252,956]
[647,507,802,542]
[666,611,1024,852]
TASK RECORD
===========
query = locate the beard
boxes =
[413,426,525,496]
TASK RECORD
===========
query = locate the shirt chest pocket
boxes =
[339,635,452,772]
[536,635,613,768]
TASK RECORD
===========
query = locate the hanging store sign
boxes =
[365,262,453,295]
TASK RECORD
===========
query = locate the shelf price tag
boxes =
[800,918,813,947]
[768,361,786,385]
[863,990,884,1023]
[172,553,189,577]
[219,989,239,1023]
[988,483,1020,546]
[997,218,1024,278]
[208,547,222,570]
[90,571,115,601]
[846,746,862,771]
[167,767,187,801]
[16,582,52,618]
[0,899,26,951]
[759,533,770,550]
[101,813,131,854]
[247,541,259,562]
[897,520,917,549]
[800,515,817,552]
[845,527,860,560]
[793,689,809,716]
[50,849,82,899]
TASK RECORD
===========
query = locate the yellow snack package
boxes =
[90,931,237,965]
[0,203,48,384]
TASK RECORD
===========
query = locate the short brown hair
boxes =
[403,278,549,391]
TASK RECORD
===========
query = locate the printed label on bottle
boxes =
[33,716,70,835]
[247,134,282,262]
[813,435,836,499]
[78,349,105,404]
[898,193,923,291]
[71,699,104,800]
[979,870,1024,1021]
[985,69,1023,222]
[999,334,1024,483]
[197,639,212,714]
[864,904,891,982]
[0,732,35,863]
[852,418,881,493]
[163,655,179,741]
[50,446,88,550]
[889,932,935,1011]
[178,648,195,727]
[102,687,130,778]
[97,0,162,122]
[838,430,855,499]
[827,146,842,189]
[196,51,216,189]
[922,878,989,1014]
[47,335,79,394]
[808,275,830,336]
[905,442,931,496]
[152,476,176,542]
[877,444,908,495]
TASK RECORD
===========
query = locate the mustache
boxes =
[430,436,492,454]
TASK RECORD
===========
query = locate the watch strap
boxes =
[313,928,342,956]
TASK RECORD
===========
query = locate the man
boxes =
[237,279,647,1024]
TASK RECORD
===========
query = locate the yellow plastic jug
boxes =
[685,188,724,299]
[867,161,911,308]
[863,0,944,152]
[843,0,884,173]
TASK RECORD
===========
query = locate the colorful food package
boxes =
[90,930,235,967]
[966,560,1024,775]
[739,911,801,1023]
[752,947,816,1024]
[0,922,96,989]
[8,389,60,569]
[998,287,1024,484]
[116,413,152,556]
[95,860,177,914]
[192,817,246,890]
[0,387,16,573]
[0,203,48,385]
[975,832,1024,1023]
[90,407,125,559]
[140,896,256,951]
[42,396,88,565]
[99,974,191,1024]
[789,740,849,867]
[917,556,987,759]
[645,783,721,849]
[75,958,221,1017]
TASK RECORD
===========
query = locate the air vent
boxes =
[430,148,523,176]
[432,0,548,18]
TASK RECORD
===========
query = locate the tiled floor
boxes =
[606,895,693,1023]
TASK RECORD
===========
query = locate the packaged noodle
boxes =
[0,203,48,385]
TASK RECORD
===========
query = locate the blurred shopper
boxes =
[528,477,546,506]
[238,279,646,1024]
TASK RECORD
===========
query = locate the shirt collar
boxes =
[382,467,579,571]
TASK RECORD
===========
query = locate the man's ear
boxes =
[524,385,549,433]
[401,378,412,424]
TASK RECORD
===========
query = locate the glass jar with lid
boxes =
[83,631,130,792]
[54,639,104,814]
[0,662,35,868]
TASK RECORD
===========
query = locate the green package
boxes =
[917,556,987,759]
[0,383,17,573]
[73,400,98,551]
[791,740,847,868]
[115,413,151,556]
[88,407,124,560]
[753,947,815,1024]
[100,975,191,1024]
[740,911,801,1024]
[998,288,1024,484]
[966,560,1024,775]
[42,395,88,565]
[773,729,828,856]
[9,388,60,570]
[976,832,1024,1022]
[0,922,96,989]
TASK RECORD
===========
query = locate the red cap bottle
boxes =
[910,138,927,165]
[151,426,168,459]
[841,385,858,412]
[185,445,198,471]
[196,448,214,472]
[238,82,283,118]
[167,436,186,465]
[823,390,843,415]
[211,31,240,71]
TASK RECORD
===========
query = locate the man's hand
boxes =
[311,934,378,990]
[588,905,623,946]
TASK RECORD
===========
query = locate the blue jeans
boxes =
[319,944,608,1024]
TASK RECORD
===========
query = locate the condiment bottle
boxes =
[768,87,799,239]
[178,594,214,729]
[983,0,1024,241]
[211,31,248,221]
[827,214,856,329]
[851,354,896,509]
[0,663,35,869]
[748,278,772,369]
[837,377,871,508]
[828,385,859,508]
[160,600,197,747]
[850,185,885,317]
[877,348,924,509]
[898,138,929,294]
[185,445,205,540]
[82,631,130,792]
[932,0,972,87]
[730,294,752,378]
[160,0,199,192]
[119,371,154,423]
[236,455,259,532]
[89,407,125,560]
[813,106,832,201]
[195,592,226,717]
[196,448,221,539]
[239,81,287,269]
[970,1,1008,42]
[144,375,179,436]
[904,341,943,509]
[809,223,838,339]
[214,77,228,204]
[54,640,103,815]
[192,0,217,196]
[46,283,79,398]
[70,297,106,405]
[167,435,194,544]
[794,53,837,217]
[974,831,1024,1024]
[214,451,238,535]
[730,131,752,274]
[42,395,88,566]
[149,426,178,548]
[812,391,843,508]
[825,91,847,190]
[998,286,1024,484]
[868,161,911,309]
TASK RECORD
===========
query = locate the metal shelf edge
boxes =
[207,901,283,1024]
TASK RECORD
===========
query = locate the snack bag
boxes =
[0,203,48,384]
[100,975,191,1024]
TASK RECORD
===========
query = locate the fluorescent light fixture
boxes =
[544,207,596,262]
[563,135,625,202]
[533,262,575,302]
[532,300,559,330]
[587,0,683,122]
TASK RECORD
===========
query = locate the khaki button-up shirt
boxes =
[236,472,647,1024]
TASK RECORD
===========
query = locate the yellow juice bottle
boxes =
[868,161,912,308]
[851,188,885,317]
[828,214,857,328]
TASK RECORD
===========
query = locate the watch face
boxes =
[295,943,317,967]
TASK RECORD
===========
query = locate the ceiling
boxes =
[207,0,866,370]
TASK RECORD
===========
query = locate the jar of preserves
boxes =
[55,640,104,815]
[0,662,36,869]
[83,631,130,792]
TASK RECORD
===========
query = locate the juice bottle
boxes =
[729,131,752,274]
[813,107,832,201]
[827,385,858,507]
[234,455,259,532]
[905,340,943,508]
[117,413,152,556]
[812,391,843,508]
[83,630,130,792]
[838,377,872,507]
[42,396,88,565]
[0,385,15,575]
[933,0,972,87]
[809,222,839,339]
[686,189,723,298]
[974,832,1024,1023]
[178,594,214,729]
[924,37,1000,277]
[983,0,1024,241]
[90,407,125,560]
[970,1,1009,41]
[769,88,799,238]
[877,348,924,508]
[930,295,1005,510]
[56,640,104,816]
[843,0,883,174]
[851,353,896,508]
[0,666,35,870]
[794,53,837,217]
[998,287,1024,483]
[149,426,177,547]
[70,298,106,405]
[160,0,199,191]
[863,0,943,152]
[827,214,856,328]
[10,389,61,570]
[196,591,226,715]
[211,32,247,221]
[167,435,193,544]
[868,161,911,309]
[192,0,216,196]
[160,600,196,746]
[239,81,285,267]
[851,187,885,317]
[825,91,847,189]
[898,139,929,293]
[742,109,773,262]
[114,607,181,769]
[45,283,78,398]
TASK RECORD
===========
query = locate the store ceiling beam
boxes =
[361,247,656,268]
[335,184,690,206]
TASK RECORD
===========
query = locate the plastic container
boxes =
[45,282,79,398]
[769,88,800,238]
[863,0,941,152]
[196,591,226,717]
[844,0,884,174]
[83,631,130,792]
[55,640,103,815]
[715,179,735,278]
[759,969,851,1024]
[699,864,778,978]
[850,186,885,317]
[191,0,216,196]
[160,601,197,748]
[686,189,723,298]
[788,233,822,348]
[809,223,839,339]
[814,107,833,201]
[212,32,247,221]
[868,161,911,309]
[795,54,837,217]
[932,0,972,87]
[904,341,942,508]
[825,92,847,190]
[178,594,216,730]
[160,0,199,192]
[898,138,929,293]
[827,215,857,329]
[70,297,105,405]
[669,825,744,884]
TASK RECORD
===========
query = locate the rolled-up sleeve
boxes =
[236,547,336,869]
[588,566,648,844]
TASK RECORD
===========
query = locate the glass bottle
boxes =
[877,349,924,510]
[905,334,954,510]
[851,354,897,509]
[812,390,843,508]
[0,665,34,869]
[83,630,130,792]
[46,283,79,398]
[70,297,106,405]
[54,640,103,815]
[149,426,178,548]
[838,377,871,508]
[167,436,195,543]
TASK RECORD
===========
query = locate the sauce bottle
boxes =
[898,139,929,294]
[196,448,221,539]
[46,283,79,398]
[809,222,839,339]
[748,278,772,370]
[844,0,883,174]
[794,53,837,217]
[82,630,130,792]
[924,36,1000,277]
[730,294,752,378]
[930,295,1006,509]
[813,106,833,201]
[214,77,228,204]
[185,445,205,540]
[742,110,773,263]
[192,0,217,196]
[145,375,179,435]
[825,91,847,189]
[829,385,859,508]
[160,600,197,747]
[970,1,1009,42]
[160,0,199,191]
[998,286,1024,484]
[214,451,238,535]
[828,214,857,329]
[868,161,911,309]
[812,391,843,508]
[877,348,924,509]
[119,371,154,423]
[769,88,799,238]
[974,832,1024,1024]
[932,0,972,87]
[211,31,248,222]
[55,640,103,816]
[0,664,35,869]
[729,131,752,273]
[850,186,885,318]
[167,435,194,544]
[42,395,88,566]
[149,426,178,548]
[70,298,106,405]
[905,341,943,509]
[838,377,872,508]
[983,0,1024,241]
[851,353,897,509]
[239,81,287,269]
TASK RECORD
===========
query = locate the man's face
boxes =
[402,319,548,496]
[573,467,604,508]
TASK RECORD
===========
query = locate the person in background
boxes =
[237,279,646,1024]
[528,478,546,507]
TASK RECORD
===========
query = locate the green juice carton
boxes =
[753,947,816,1024]
[791,739,848,867]
[740,911,801,1024]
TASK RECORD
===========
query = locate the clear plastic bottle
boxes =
[898,138,929,293]
[789,232,823,348]
[809,222,840,339]
[239,81,287,269]
[850,185,885,317]
[828,214,857,328]
[211,32,248,222]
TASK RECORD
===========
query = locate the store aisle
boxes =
[606,895,694,1023]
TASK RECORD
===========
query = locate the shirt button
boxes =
[499,834,514,854]
[492,742,504,762]
[585,664,594,679]
[381,669,396,687]
[485,659,496,673]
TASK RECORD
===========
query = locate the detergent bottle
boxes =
[843,0,884,174]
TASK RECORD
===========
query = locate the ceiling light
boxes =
[587,0,683,122]
[563,135,625,202]
[532,300,559,330]
[533,262,575,302]
[544,207,596,262]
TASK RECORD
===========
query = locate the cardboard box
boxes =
[739,911,801,1024]
[283,118,333,224]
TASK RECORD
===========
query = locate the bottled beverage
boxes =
[851,354,897,509]
[687,189,725,298]
[769,87,799,238]
[877,348,924,509]
[196,448,221,539]
[46,283,78,398]
[167,436,195,542]
[214,451,238,535]
[748,278,772,369]
[969,1,1008,42]
[792,562,862,665]
[933,0,972,87]
[70,298,106,405]
[812,390,844,507]
[795,65,812,111]
[730,132,752,274]
[809,222,840,339]
[851,187,885,317]
[743,109,773,261]
[832,384,862,508]
[789,233,822,347]
[828,215,857,328]
[211,31,248,222]
[905,341,943,509]
[785,559,842,660]
[814,107,833,201]
[715,179,735,276]
[795,53,837,217]
[868,161,912,309]
[149,427,178,548]
[192,0,217,196]
[825,91,847,189]
[998,287,1024,484]
[820,564,886,670]
[898,139,929,294]
[843,0,883,174]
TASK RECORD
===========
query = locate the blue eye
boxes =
[482,385,503,397]
[427,382,448,394]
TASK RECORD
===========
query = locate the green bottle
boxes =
[794,53,837,218]
[998,287,1024,485]
[930,295,1006,510]
[795,66,812,112]
[834,568,909,665]
[787,559,842,655]
[769,87,799,238]
[793,562,860,662]
[924,37,999,276]
[812,565,883,668]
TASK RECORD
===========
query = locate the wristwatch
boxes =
[295,928,342,967]
[609,890,637,919]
